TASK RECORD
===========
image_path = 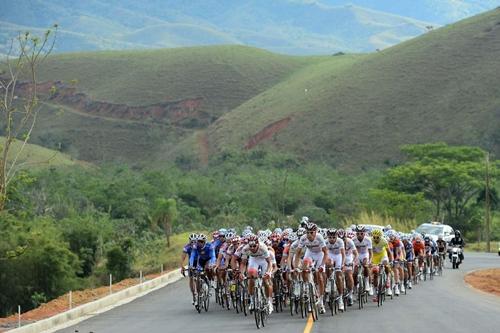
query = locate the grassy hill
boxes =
[7,9,500,169]
[22,46,326,164]
[202,8,500,168]
[0,137,76,169]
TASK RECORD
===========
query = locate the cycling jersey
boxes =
[211,238,225,257]
[183,243,195,256]
[326,238,344,269]
[424,241,437,254]
[272,240,286,266]
[298,234,326,253]
[239,243,270,260]
[413,240,425,256]
[436,240,447,252]
[403,241,414,261]
[189,242,216,269]
[371,238,389,265]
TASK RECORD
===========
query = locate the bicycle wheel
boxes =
[203,282,210,312]
[309,283,319,321]
[254,292,261,329]
[242,288,248,317]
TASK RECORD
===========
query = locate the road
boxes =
[55,253,500,333]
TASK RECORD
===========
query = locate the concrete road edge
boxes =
[8,269,182,333]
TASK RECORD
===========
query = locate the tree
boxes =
[381,143,498,231]
[0,25,57,211]
[151,198,178,247]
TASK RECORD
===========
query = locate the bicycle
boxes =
[272,269,285,313]
[289,272,301,316]
[249,268,269,329]
[437,253,445,276]
[325,267,344,316]
[191,268,210,313]
[355,264,368,310]
[297,267,319,322]
[375,264,387,307]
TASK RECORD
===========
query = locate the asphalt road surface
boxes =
[56,253,500,333]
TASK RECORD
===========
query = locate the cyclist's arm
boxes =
[209,246,216,266]
[386,246,393,262]
[266,256,273,275]
[181,251,187,268]
[320,246,328,268]
[368,248,373,264]
[341,247,346,267]
[189,248,197,268]
[352,248,359,265]
[240,258,248,275]
[293,247,302,269]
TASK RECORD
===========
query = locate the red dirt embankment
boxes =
[0,273,163,332]
[464,268,500,297]
[244,116,291,150]
[15,80,210,127]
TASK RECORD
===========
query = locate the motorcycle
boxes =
[451,246,463,269]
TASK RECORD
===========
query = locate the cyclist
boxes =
[388,231,403,295]
[238,235,274,314]
[181,233,198,304]
[353,225,373,296]
[370,229,393,302]
[189,234,216,306]
[338,228,358,306]
[423,236,437,274]
[436,234,447,268]
[325,228,346,311]
[412,235,425,280]
[402,235,415,289]
[293,222,329,314]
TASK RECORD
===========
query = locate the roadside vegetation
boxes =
[0,142,498,316]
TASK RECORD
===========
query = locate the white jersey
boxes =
[240,243,270,260]
[353,237,372,255]
[326,238,344,255]
[344,238,356,256]
[298,234,326,253]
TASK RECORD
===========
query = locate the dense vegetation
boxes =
[0,143,498,316]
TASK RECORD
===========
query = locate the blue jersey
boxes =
[183,243,194,256]
[404,242,414,261]
[211,238,225,257]
[189,242,216,268]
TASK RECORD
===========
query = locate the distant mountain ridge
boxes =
[0,0,446,55]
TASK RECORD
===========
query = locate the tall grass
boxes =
[343,211,417,233]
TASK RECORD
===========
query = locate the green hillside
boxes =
[0,137,76,168]
[23,46,326,164]
[203,8,500,168]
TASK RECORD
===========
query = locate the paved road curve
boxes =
[56,253,500,333]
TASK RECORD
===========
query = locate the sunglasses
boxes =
[249,244,258,249]
[372,236,380,240]
[307,231,315,234]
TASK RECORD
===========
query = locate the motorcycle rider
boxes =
[449,230,465,262]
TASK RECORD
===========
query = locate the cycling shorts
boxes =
[248,256,269,274]
[304,249,325,269]
[328,252,343,270]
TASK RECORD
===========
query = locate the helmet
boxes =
[198,234,207,242]
[274,228,283,234]
[247,235,258,245]
[306,223,318,231]
[232,236,241,243]
[242,229,252,238]
[288,233,298,242]
[455,230,461,236]
[438,234,443,240]
[226,231,236,241]
[319,228,327,238]
[347,231,355,239]
[371,229,383,238]
[300,216,309,228]
[219,228,227,237]
[189,233,198,241]
[424,236,430,242]
[337,229,345,238]
[297,227,306,237]
[284,228,293,234]
[355,225,366,233]
[244,226,254,232]
[326,228,337,236]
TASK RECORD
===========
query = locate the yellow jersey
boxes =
[371,237,389,265]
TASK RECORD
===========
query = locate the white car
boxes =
[415,222,454,243]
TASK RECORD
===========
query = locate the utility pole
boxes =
[485,152,491,253]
